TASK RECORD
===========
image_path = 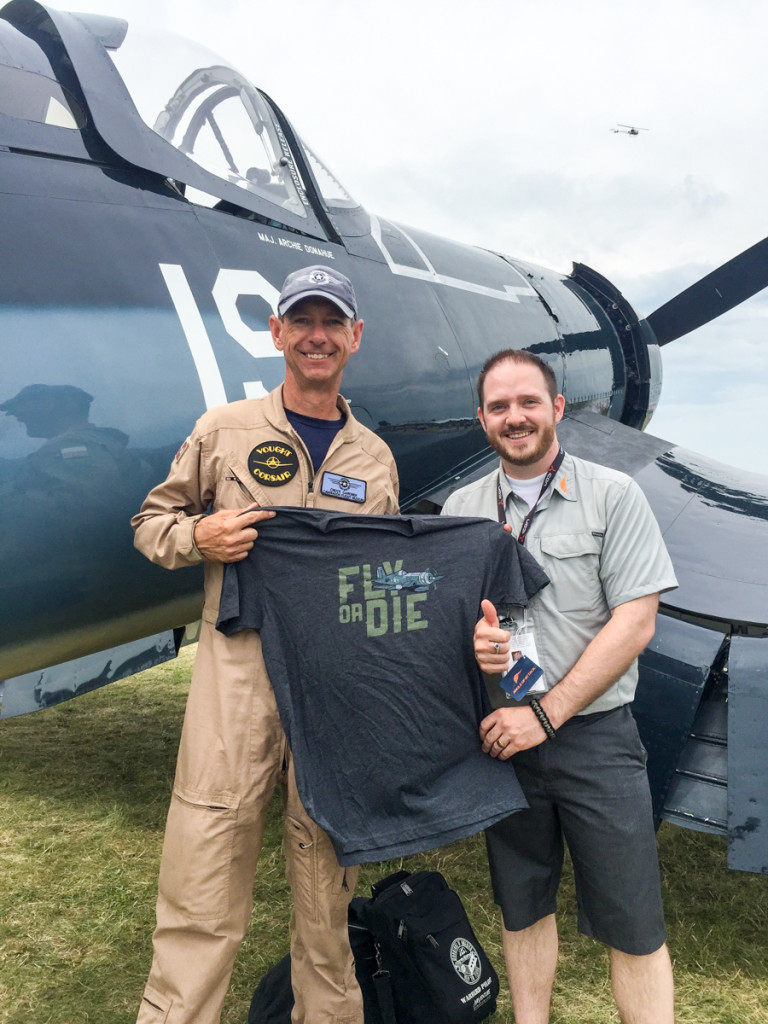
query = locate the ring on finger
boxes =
[493,642,500,654]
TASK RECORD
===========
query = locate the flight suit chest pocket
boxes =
[215,456,264,509]
[539,532,604,613]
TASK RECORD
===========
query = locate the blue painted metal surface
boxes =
[728,636,768,873]
[634,616,724,824]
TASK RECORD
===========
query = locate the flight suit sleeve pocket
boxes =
[539,533,604,612]
[158,786,239,920]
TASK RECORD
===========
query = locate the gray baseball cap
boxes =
[277,265,358,320]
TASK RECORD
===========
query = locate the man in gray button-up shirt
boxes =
[442,349,677,1024]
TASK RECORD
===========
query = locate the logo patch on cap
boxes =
[310,270,330,284]
[248,441,299,486]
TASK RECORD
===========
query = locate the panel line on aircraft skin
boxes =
[369,215,539,303]
[160,263,228,410]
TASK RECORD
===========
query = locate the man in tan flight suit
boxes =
[132,265,399,1024]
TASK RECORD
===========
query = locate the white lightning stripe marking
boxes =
[369,215,538,303]
[160,263,227,410]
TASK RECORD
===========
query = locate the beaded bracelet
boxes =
[529,698,557,741]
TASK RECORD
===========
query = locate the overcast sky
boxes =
[57,0,768,474]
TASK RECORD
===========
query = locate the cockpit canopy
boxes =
[110,29,316,216]
[0,2,358,231]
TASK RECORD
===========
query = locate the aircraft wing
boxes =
[557,410,768,875]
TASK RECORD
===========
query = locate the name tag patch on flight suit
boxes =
[320,471,367,503]
[248,441,299,486]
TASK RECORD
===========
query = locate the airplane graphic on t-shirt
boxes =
[372,565,444,592]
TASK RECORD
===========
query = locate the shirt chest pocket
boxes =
[539,533,604,613]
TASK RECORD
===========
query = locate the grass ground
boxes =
[1,647,766,1023]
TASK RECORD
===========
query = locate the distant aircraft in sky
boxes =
[611,124,649,135]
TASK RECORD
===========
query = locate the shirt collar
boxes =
[265,384,358,441]
[498,453,577,506]
[551,455,577,502]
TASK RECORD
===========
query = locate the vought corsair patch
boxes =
[248,441,299,486]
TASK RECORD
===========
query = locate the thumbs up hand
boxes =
[473,600,511,674]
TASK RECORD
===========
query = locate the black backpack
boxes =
[358,869,499,1024]
[248,870,498,1024]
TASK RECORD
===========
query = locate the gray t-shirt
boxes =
[217,508,549,864]
[442,453,678,713]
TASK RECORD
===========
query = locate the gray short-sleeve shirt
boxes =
[441,452,678,713]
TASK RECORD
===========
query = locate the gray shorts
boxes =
[485,705,667,955]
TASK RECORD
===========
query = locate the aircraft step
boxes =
[661,697,728,834]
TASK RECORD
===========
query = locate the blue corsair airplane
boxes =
[372,567,445,593]
[0,1,766,872]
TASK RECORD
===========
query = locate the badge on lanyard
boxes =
[498,609,547,701]
[492,450,563,701]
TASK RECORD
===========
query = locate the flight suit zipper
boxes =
[284,427,317,508]
[297,426,350,509]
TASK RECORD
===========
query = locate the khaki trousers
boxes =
[136,626,363,1024]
